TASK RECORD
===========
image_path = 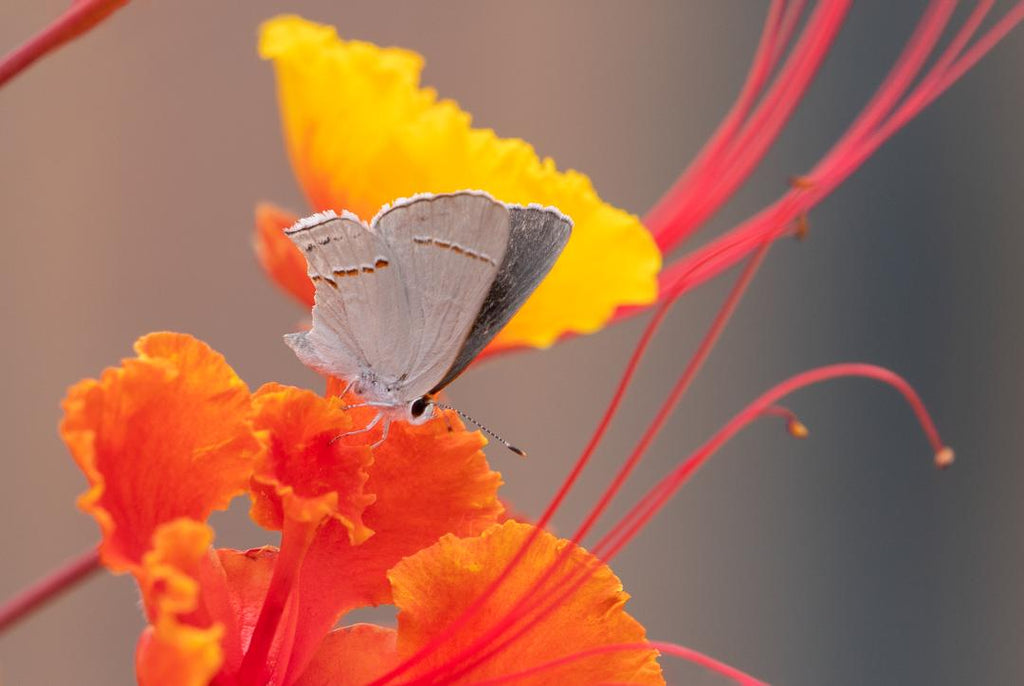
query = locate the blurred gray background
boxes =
[2,2,1023,684]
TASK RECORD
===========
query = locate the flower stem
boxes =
[0,547,101,633]
[0,0,128,89]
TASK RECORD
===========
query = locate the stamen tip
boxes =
[934,446,955,470]
[789,174,815,190]
[510,445,527,458]
[787,419,809,439]
[794,213,810,241]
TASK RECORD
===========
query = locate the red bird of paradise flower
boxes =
[0,2,1019,684]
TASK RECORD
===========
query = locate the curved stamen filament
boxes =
[395,245,769,685]
[644,1,1024,314]
[598,363,949,563]
[364,247,697,686]
[647,1,849,251]
[436,364,947,686]
[464,640,767,686]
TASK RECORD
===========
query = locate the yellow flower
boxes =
[256,15,660,351]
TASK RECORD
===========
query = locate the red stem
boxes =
[0,547,101,633]
[0,0,128,88]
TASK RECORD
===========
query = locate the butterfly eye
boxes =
[409,396,433,422]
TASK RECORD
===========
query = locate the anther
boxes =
[787,418,810,439]
[934,446,955,470]
[794,213,810,241]
[789,175,815,190]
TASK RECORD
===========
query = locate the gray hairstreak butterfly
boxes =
[284,190,572,450]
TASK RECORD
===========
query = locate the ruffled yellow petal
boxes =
[259,15,660,349]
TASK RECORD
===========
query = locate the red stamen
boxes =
[0,547,100,633]
[574,242,770,545]
[405,245,770,685]
[435,400,803,686]
[0,0,129,88]
[366,274,685,686]
[598,363,949,562]
[648,1,851,252]
[637,1,1024,317]
[643,0,791,245]
[444,361,948,686]
[465,640,766,686]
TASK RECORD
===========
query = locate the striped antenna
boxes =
[434,402,526,457]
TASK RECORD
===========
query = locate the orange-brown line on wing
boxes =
[412,236,496,266]
[311,259,391,287]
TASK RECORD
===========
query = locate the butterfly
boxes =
[284,190,572,447]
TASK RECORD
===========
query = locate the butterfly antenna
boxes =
[434,403,527,457]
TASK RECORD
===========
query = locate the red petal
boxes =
[294,624,399,686]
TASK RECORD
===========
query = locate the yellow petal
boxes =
[259,15,661,349]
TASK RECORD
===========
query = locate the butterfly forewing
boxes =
[283,212,412,384]
[373,192,511,399]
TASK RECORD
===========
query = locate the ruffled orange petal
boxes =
[278,413,504,684]
[255,202,312,306]
[135,520,224,686]
[295,624,399,686]
[61,333,261,571]
[133,519,283,682]
[388,521,664,685]
[258,15,661,351]
[236,384,378,683]
[249,383,374,542]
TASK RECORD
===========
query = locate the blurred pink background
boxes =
[2,2,1024,684]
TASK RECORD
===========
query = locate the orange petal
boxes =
[134,520,282,683]
[294,624,399,686]
[259,16,660,352]
[279,413,504,684]
[61,333,261,571]
[135,520,224,686]
[255,202,313,307]
[249,383,374,543]
[387,521,664,684]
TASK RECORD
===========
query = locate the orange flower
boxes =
[61,333,673,685]
[60,333,260,572]
[38,5,1022,685]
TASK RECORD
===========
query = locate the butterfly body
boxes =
[284,191,572,428]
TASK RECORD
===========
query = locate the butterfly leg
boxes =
[370,418,392,450]
[329,411,383,445]
[334,379,355,403]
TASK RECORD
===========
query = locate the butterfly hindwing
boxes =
[428,204,573,394]
[373,192,511,399]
